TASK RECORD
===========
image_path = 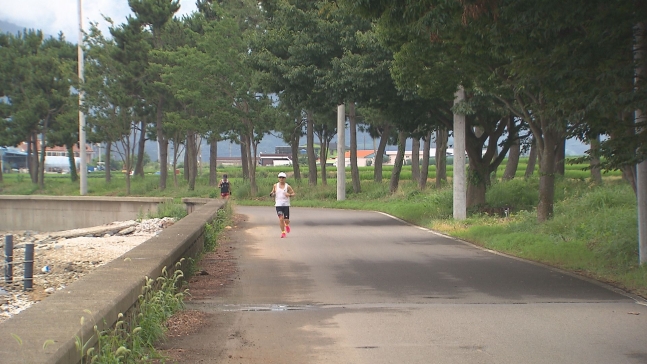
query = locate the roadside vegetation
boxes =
[75,264,186,364]
[71,206,228,363]
[2,159,644,299]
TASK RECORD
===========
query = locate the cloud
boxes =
[0,0,196,41]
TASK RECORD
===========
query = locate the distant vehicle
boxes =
[45,156,80,173]
[273,159,292,166]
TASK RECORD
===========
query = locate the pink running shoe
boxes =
[281,232,286,238]
[285,225,291,233]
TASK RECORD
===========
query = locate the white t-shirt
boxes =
[274,183,291,207]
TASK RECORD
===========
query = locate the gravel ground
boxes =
[0,217,176,323]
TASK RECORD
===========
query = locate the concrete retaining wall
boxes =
[0,195,175,231]
[0,198,226,364]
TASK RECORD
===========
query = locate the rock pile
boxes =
[0,217,175,323]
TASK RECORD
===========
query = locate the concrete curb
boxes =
[0,195,174,231]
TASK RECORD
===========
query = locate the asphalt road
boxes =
[184,206,647,364]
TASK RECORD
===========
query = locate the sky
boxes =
[0,0,197,42]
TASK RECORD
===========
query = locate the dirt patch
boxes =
[154,213,245,362]
[185,236,238,301]
[164,310,210,338]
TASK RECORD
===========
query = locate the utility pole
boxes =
[453,86,466,220]
[635,22,647,265]
[337,104,346,201]
[78,0,87,195]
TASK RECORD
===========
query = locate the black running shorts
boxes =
[275,206,290,219]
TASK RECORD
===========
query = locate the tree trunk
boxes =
[465,128,488,208]
[622,166,637,193]
[197,137,202,177]
[172,141,179,187]
[590,135,602,185]
[525,137,537,178]
[240,142,248,180]
[537,128,560,222]
[435,127,448,188]
[320,138,328,186]
[465,112,511,208]
[374,124,391,183]
[38,131,46,190]
[134,120,146,177]
[29,133,38,184]
[156,97,168,191]
[290,131,301,180]
[125,168,131,195]
[67,145,78,182]
[184,145,189,182]
[389,131,406,193]
[306,111,317,186]
[502,117,520,181]
[609,116,636,193]
[503,144,520,181]
[28,134,37,183]
[466,158,488,208]
[249,135,258,196]
[124,133,134,195]
[209,137,218,186]
[105,141,112,183]
[349,102,360,193]
[490,145,500,183]
[420,131,431,189]
[411,136,420,183]
[325,138,334,180]
[187,131,197,191]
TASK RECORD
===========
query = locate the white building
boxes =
[384,148,456,165]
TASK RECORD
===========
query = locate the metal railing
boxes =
[2,235,35,291]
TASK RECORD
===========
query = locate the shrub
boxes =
[486,178,539,211]
[150,200,187,220]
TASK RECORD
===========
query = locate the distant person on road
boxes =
[218,174,231,199]
[270,172,295,238]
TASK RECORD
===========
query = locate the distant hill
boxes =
[0,19,53,38]
[0,19,24,35]
[143,130,389,161]
[142,131,588,162]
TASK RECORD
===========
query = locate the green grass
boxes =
[74,262,188,363]
[1,161,644,299]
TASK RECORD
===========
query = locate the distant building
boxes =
[214,157,244,166]
[346,150,378,167]
[274,146,292,154]
[0,142,95,173]
[275,145,324,155]
[259,153,292,166]
[17,142,94,164]
[383,148,485,165]
[0,147,28,172]
[326,150,384,167]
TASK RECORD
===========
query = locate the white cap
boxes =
[278,172,287,178]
